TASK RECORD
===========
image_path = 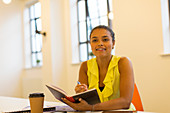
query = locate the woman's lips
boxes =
[96,48,106,51]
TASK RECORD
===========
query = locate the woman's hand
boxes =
[62,98,92,111]
[75,84,88,93]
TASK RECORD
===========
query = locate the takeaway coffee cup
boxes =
[29,93,45,113]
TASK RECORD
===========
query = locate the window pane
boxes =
[36,19,42,31]
[88,43,92,53]
[91,19,100,28]
[100,16,108,25]
[30,20,35,36]
[88,43,95,59]
[32,53,36,67]
[35,34,42,52]
[37,52,42,61]
[78,0,86,21]
[98,0,107,16]
[31,37,36,52]
[80,44,88,61]
[87,17,92,40]
[88,0,99,19]
[30,5,35,19]
[87,29,91,41]
[79,22,87,42]
[35,2,41,18]
[37,52,43,66]
[109,0,112,11]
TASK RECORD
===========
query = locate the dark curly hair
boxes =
[90,25,115,41]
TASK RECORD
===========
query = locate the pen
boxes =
[77,81,81,85]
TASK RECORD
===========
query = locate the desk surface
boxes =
[0,96,65,113]
[0,96,155,113]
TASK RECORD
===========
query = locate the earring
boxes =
[112,47,114,49]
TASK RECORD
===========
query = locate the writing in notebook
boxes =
[46,84,101,105]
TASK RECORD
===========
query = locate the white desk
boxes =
[0,96,156,113]
[0,96,66,113]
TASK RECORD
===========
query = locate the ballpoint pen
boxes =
[77,81,81,85]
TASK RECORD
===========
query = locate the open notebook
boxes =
[46,84,101,105]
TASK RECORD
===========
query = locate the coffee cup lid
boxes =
[29,93,44,98]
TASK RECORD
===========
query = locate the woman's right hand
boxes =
[75,84,88,93]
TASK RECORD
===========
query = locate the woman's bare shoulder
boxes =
[79,61,88,85]
[119,56,132,64]
[118,56,133,71]
[80,61,88,72]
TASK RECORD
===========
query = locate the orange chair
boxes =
[132,83,144,111]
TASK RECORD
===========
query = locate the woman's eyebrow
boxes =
[102,35,109,38]
[91,36,97,39]
[91,35,109,39]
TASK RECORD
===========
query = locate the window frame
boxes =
[160,0,170,55]
[77,0,113,62]
[24,1,43,68]
[29,3,43,67]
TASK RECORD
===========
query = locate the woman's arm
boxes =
[93,57,134,110]
[75,61,88,93]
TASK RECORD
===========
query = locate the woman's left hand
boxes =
[62,98,92,111]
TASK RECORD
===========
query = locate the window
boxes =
[161,0,170,55]
[24,2,43,68]
[29,2,43,67]
[77,0,113,62]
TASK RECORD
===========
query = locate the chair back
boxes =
[132,83,144,111]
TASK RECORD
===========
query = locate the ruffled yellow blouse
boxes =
[87,55,135,111]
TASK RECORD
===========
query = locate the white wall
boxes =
[40,0,68,101]
[0,0,24,97]
[0,0,44,98]
[64,0,80,95]
[23,0,68,101]
[112,0,170,113]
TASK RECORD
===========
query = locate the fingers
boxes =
[78,98,87,104]
[61,98,76,109]
[75,84,88,93]
[61,98,86,110]
[62,98,92,111]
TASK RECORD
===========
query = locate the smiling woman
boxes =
[62,25,136,111]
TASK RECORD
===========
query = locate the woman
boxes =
[62,25,135,111]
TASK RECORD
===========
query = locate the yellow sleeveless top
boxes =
[87,55,136,111]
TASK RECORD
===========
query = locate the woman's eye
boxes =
[92,39,97,42]
[103,39,109,41]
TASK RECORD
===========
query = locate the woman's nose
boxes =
[98,40,103,46]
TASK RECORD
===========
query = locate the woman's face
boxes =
[90,28,115,58]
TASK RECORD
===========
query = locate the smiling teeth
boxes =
[96,48,105,50]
